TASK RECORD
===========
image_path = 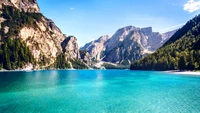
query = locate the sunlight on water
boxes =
[0,70,200,113]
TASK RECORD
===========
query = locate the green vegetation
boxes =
[0,5,41,70]
[70,59,88,69]
[52,54,88,69]
[54,53,71,69]
[131,14,200,71]
[0,4,42,38]
[79,50,89,63]
[0,38,35,70]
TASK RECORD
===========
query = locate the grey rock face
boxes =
[46,19,62,33]
[61,36,80,60]
[141,27,153,36]
[161,30,178,44]
[106,26,138,52]
[82,26,176,65]
[81,35,110,61]
[19,16,66,67]
[103,30,144,64]
[0,0,40,13]
[79,50,92,66]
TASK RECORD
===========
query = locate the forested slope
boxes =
[130,15,200,71]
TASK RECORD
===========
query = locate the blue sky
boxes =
[37,0,200,46]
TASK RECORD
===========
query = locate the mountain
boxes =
[79,50,92,66]
[130,15,200,71]
[81,35,110,62]
[0,0,87,70]
[0,0,40,13]
[82,26,176,65]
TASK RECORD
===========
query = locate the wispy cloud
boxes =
[184,0,200,13]
[159,23,185,32]
[70,8,75,10]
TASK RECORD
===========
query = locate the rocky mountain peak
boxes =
[46,18,62,33]
[141,27,152,35]
[0,0,40,13]
[106,26,139,52]
[116,26,138,34]
[31,0,37,3]
[96,35,110,43]
[80,35,111,62]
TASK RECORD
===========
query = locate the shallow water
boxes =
[0,70,200,113]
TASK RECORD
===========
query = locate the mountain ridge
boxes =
[81,25,177,65]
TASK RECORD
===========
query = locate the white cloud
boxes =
[70,8,75,10]
[184,0,200,13]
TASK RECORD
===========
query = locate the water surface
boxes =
[0,70,200,113]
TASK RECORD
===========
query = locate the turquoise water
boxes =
[0,70,200,113]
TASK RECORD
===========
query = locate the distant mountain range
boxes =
[131,15,200,71]
[81,26,176,65]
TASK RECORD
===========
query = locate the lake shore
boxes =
[1,69,200,76]
[165,70,200,75]
[0,69,77,72]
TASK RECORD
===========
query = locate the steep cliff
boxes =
[0,0,86,70]
[79,50,92,66]
[61,36,80,60]
[81,35,110,61]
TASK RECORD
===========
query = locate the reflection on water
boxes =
[0,71,61,92]
[96,71,103,81]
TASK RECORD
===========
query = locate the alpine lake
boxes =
[0,70,200,113]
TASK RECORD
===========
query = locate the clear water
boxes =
[0,70,200,113]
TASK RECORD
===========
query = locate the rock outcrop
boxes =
[0,0,40,13]
[61,36,80,60]
[161,30,177,44]
[79,50,92,66]
[19,18,66,64]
